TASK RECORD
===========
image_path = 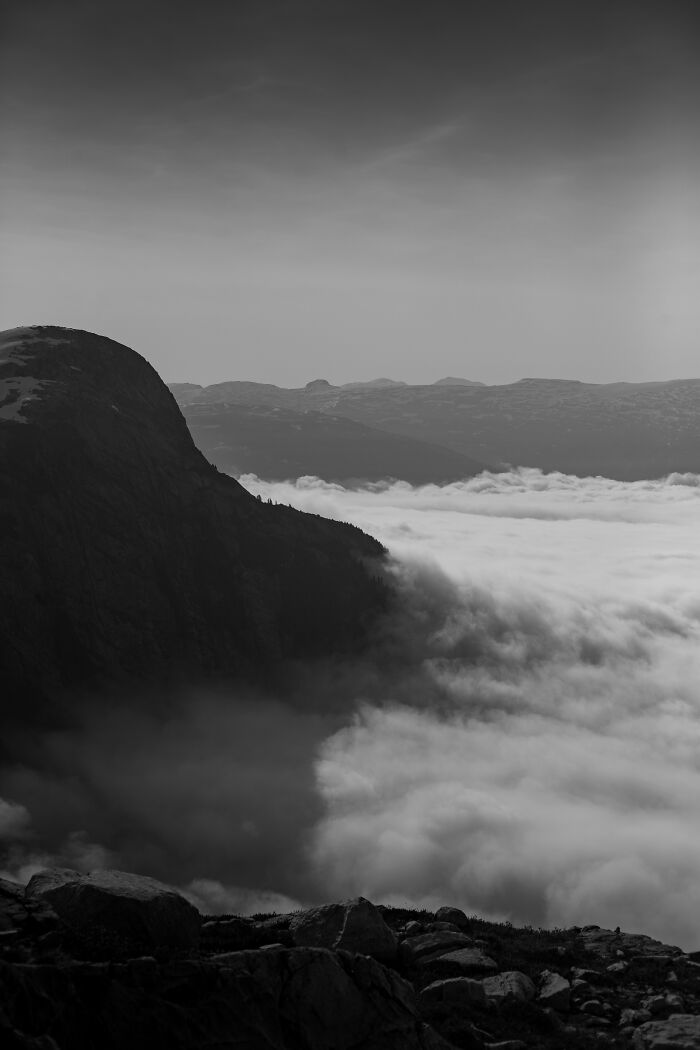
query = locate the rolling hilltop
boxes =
[0,327,387,704]
[170,376,700,481]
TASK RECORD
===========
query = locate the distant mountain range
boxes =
[0,327,388,704]
[170,376,700,481]
[180,402,487,484]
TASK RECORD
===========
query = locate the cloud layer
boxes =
[3,467,700,945]
[245,470,700,947]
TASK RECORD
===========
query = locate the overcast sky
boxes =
[1,0,699,386]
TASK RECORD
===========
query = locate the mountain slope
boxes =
[172,376,700,480]
[0,327,387,705]
[178,401,488,483]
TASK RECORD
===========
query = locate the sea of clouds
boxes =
[3,467,700,948]
[240,469,700,947]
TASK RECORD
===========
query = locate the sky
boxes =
[1,0,699,386]
[4,467,700,946]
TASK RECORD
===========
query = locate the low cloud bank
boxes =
[3,468,700,944]
[247,470,700,947]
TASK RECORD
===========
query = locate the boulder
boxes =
[25,869,201,953]
[400,930,473,965]
[538,970,570,1011]
[0,946,450,1049]
[427,948,498,976]
[434,907,470,930]
[633,1015,700,1049]
[289,897,397,965]
[420,977,487,1006]
[482,971,535,1004]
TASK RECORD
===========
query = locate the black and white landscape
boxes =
[2,1,700,1048]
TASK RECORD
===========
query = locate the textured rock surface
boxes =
[26,869,201,953]
[434,906,470,930]
[289,897,397,964]
[482,971,536,1004]
[420,977,487,1005]
[401,930,474,965]
[0,946,449,1050]
[0,326,388,704]
[633,1015,700,1049]
[5,883,700,1049]
[538,969,571,1011]
[427,947,499,976]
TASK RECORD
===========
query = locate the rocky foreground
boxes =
[2,869,700,1049]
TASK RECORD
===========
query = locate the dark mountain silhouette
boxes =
[171,375,700,480]
[179,401,488,484]
[0,327,388,706]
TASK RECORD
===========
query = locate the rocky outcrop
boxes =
[0,947,449,1050]
[289,897,397,965]
[0,326,388,705]
[4,879,700,1049]
[25,869,200,954]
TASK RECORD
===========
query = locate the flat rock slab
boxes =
[633,1015,700,1049]
[26,868,201,952]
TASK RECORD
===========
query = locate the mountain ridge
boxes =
[169,375,700,480]
[0,326,388,705]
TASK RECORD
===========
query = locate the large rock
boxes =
[426,947,498,976]
[0,326,387,704]
[400,930,473,965]
[537,970,570,1011]
[633,1015,700,1049]
[25,869,201,953]
[289,898,397,964]
[420,977,486,1006]
[434,906,470,930]
[0,946,450,1049]
[482,971,535,1004]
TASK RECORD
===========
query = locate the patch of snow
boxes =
[0,376,55,423]
[0,327,70,366]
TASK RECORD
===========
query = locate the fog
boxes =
[2,468,700,947]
